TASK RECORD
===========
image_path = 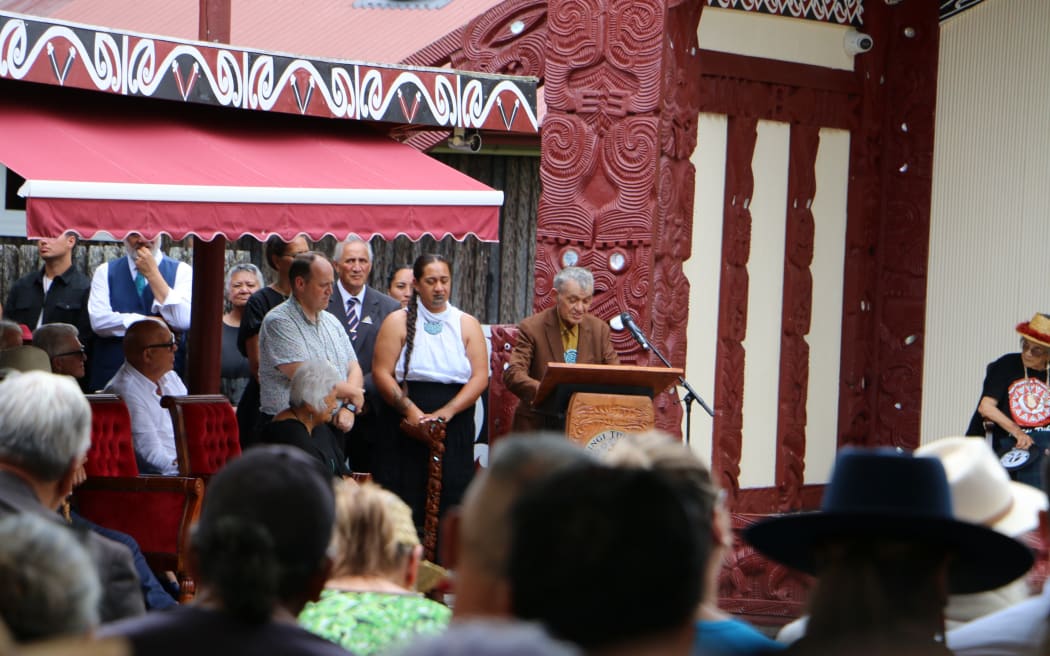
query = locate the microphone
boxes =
[619,312,651,351]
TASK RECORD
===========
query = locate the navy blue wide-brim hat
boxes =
[743,447,1034,594]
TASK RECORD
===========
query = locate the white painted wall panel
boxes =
[805,128,850,484]
[739,120,789,489]
[685,114,728,465]
[697,7,855,71]
[923,1,1050,444]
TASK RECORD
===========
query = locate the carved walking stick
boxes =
[400,417,447,561]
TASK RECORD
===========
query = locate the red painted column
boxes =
[187,0,231,395]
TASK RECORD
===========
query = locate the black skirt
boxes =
[372,381,475,544]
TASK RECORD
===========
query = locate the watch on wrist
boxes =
[340,400,358,414]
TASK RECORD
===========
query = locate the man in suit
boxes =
[503,266,619,432]
[327,236,401,471]
[87,233,192,391]
[0,369,145,622]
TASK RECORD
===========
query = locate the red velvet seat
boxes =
[487,324,520,448]
[161,394,241,478]
[74,394,204,601]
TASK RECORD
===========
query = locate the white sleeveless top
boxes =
[394,299,473,384]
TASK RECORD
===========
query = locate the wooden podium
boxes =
[533,363,683,451]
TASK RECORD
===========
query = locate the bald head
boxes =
[124,319,175,381]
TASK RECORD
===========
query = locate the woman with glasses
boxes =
[967,313,1050,485]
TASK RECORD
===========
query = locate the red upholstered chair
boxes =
[487,324,520,448]
[161,394,241,479]
[74,394,204,601]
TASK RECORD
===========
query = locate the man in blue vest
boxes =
[87,233,192,391]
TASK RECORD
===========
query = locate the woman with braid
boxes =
[372,254,488,554]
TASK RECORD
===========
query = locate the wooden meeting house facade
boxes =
[4,0,1032,624]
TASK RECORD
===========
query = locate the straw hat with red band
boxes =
[1016,313,1050,348]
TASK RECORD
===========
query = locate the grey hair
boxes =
[289,359,342,411]
[461,433,594,577]
[553,267,594,295]
[0,513,101,641]
[32,323,79,358]
[225,263,265,298]
[0,371,90,480]
[0,319,23,349]
[337,234,373,262]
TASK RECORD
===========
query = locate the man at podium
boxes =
[504,266,619,431]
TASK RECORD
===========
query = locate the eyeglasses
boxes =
[54,347,87,359]
[1021,339,1049,358]
[145,340,176,351]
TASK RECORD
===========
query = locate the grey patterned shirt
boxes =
[258,297,357,415]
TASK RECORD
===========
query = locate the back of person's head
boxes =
[0,371,89,481]
[0,513,101,642]
[459,433,594,579]
[508,464,703,651]
[0,346,51,375]
[0,320,23,350]
[289,360,342,411]
[191,445,336,622]
[398,620,581,656]
[330,481,420,582]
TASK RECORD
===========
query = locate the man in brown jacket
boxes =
[503,266,619,431]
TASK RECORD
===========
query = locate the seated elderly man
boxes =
[0,370,143,621]
[104,319,186,475]
[32,323,87,381]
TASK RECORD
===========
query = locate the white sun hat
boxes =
[916,436,1047,537]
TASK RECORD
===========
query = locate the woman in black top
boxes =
[258,359,350,477]
[220,263,263,405]
[235,235,310,448]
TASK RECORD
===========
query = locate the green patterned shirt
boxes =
[299,589,451,655]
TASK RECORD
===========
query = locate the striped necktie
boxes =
[346,296,359,339]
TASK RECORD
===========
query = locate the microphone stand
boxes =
[640,332,714,446]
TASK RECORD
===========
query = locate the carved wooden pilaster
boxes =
[775,125,819,511]
[712,116,758,497]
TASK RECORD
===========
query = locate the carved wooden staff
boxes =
[401,417,447,562]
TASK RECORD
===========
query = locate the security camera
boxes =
[844,29,874,55]
[448,128,482,153]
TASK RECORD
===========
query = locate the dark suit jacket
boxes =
[326,285,402,398]
[503,306,620,432]
[0,470,145,622]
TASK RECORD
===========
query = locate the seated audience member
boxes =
[99,445,350,656]
[398,620,580,656]
[0,345,51,376]
[299,482,450,654]
[32,323,87,381]
[447,433,594,620]
[258,359,351,477]
[605,431,783,655]
[509,465,705,656]
[0,370,144,622]
[220,263,263,405]
[947,454,1050,655]
[0,512,100,642]
[745,447,1034,656]
[104,319,186,475]
[0,319,23,350]
[777,436,1047,644]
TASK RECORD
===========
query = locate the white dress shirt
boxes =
[88,252,193,337]
[104,362,187,475]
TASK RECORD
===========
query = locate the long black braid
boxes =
[401,253,450,386]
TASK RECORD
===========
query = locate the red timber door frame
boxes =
[702,2,940,624]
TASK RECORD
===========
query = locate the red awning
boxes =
[0,84,502,242]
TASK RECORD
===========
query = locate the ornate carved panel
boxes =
[487,324,521,444]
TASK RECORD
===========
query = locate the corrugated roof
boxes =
[2,0,504,64]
